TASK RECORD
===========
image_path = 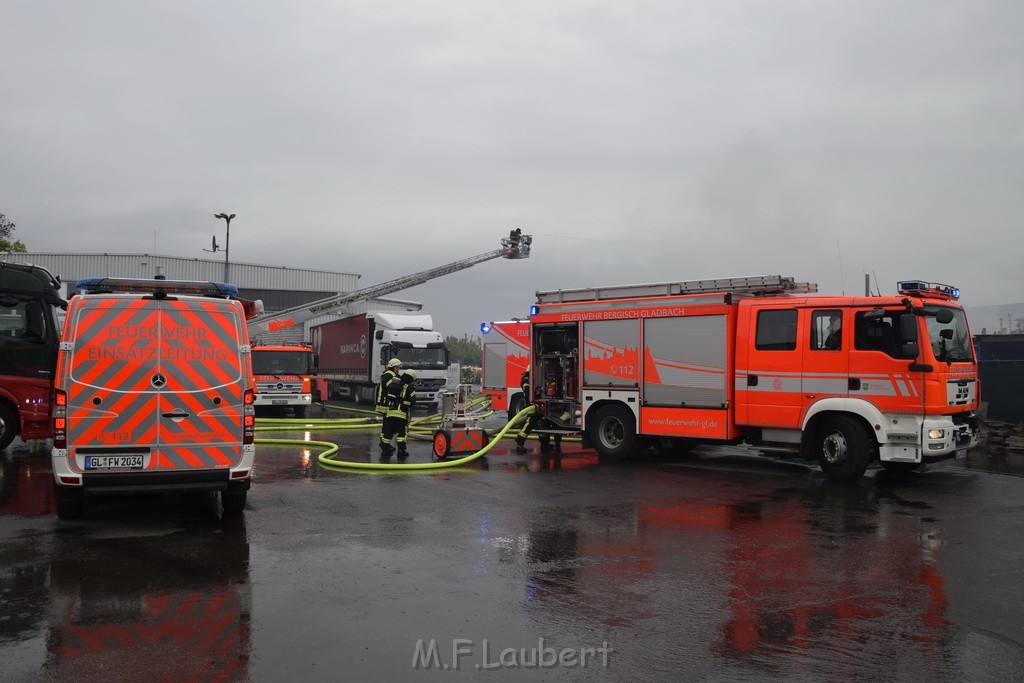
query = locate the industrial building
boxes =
[0,252,422,342]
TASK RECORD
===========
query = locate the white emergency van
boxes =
[50,278,258,519]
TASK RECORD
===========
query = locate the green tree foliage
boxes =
[445,333,483,366]
[0,213,27,252]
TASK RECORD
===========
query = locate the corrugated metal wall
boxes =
[0,253,360,294]
[979,362,1024,422]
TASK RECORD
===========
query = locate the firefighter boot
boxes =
[539,437,552,453]
[397,444,409,461]
[380,443,394,460]
[515,436,528,453]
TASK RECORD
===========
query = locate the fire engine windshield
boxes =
[251,350,312,375]
[394,347,448,369]
[923,306,974,363]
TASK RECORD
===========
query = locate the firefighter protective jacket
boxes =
[384,379,416,420]
[376,368,399,414]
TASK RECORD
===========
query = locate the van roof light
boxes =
[74,277,239,298]
[897,280,960,300]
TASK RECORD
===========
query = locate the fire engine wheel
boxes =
[432,431,451,459]
[589,405,643,461]
[293,406,307,418]
[508,394,525,421]
[817,416,871,482]
[0,403,17,451]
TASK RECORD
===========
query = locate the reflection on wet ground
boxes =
[1,409,1023,680]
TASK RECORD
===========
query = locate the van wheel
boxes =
[222,490,247,514]
[0,404,18,451]
[54,484,84,520]
[589,405,643,461]
[816,416,871,482]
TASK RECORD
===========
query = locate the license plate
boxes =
[85,455,144,470]
[272,399,288,405]
[955,448,969,460]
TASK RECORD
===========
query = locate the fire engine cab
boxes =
[523,275,979,482]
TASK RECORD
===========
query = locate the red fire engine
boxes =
[250,343,325,417]
[480,319,530,414]
[521,275,979,481]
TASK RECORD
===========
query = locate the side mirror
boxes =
[26,301,46,342]
[899,314,919,359]
[899,314,918,343]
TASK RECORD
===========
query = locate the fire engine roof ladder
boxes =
[534,275,818,304]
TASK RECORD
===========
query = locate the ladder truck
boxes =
[246,231,532,409]
[520,274,979,482]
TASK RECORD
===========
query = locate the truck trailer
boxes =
[518,275,979,482]
[311,311,450,412]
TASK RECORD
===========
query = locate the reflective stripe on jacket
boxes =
[385,383,415,420]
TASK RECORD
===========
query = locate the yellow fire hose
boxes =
[253,401,537,472]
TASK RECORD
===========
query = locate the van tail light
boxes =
[53,389,68,449]
[243,389,255,444]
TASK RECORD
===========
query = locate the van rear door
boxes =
[63,296,247,472]
[153,298,247,470]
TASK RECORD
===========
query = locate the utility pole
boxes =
[214,213,236,282]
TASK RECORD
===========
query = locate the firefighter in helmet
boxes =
[514,370,561,453]
[823,313,842,350]
[380,369,417,460]
[376,358,403,416]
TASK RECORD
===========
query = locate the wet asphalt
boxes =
[1,407,1023,681]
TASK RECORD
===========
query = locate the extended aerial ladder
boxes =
[247,231,532,338]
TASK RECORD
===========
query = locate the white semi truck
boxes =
[311,311,450,412]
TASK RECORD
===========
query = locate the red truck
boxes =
[518,274,979,481]
[250,343,324,417]
[0,262,66,450]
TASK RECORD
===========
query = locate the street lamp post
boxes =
[214,213,236,282]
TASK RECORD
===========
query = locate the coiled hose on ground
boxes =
[254,401,537,472]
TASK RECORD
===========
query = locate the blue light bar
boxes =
[75,277,239,298]
[897,280,960,300]
[481,322,492,334]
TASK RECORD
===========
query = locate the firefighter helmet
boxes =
[402,369,417,379]
[387,358,402,369]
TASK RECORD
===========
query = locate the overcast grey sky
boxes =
[2,1,1022,337]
